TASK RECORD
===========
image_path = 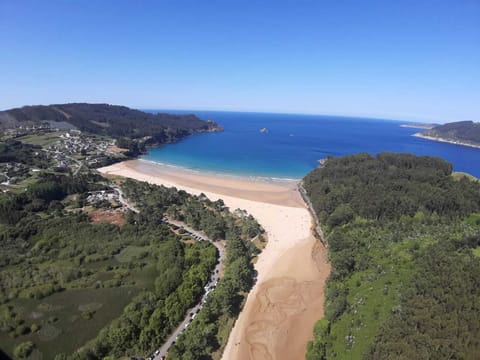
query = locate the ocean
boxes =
[143,111,480,179]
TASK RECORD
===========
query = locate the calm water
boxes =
[143,111,480,179]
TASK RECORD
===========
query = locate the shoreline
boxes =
[400,124,435,130]
[138,158,304,184]
[101,159,304,207]
[97,160,330,360]
[413,133,480,149]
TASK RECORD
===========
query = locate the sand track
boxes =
[225,235,330,360]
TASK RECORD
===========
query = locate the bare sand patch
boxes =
[88,209,125,226]
[97,160,330,360]
[224,236,330,360]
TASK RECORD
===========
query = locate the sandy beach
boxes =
[98,160,330,360]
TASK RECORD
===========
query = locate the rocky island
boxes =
[414,120,480,148]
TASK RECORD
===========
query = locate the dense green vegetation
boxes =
[304,153,480,359]
[0,140,50,168]
[422,120,480,146]
[166,230,256,359]
[0,171,185,358]
[0,171,262,359]
[81,239,217,359]
[0,140,53,184]
[122,180,263,359]
[0,103,221,150]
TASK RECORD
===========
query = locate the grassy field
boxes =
[16,132,66,147]
[115,245,151,263]
[0,235,160,359]
[0,287,136,359]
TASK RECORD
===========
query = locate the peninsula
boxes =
[414,120,480,149]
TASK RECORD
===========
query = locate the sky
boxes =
[0,0,479,122]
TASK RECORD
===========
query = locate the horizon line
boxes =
[0,102,453,124]
[138,106,444,124]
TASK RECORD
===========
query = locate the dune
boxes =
[98,159,330,360]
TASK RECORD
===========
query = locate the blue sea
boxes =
[143,111,480,179]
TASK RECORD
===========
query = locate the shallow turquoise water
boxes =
[143,111,480,179]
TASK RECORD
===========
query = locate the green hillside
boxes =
[0,103,221,145]
[304,153,480,359]
[421,120,480,147]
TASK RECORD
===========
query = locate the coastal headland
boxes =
[98,160,330,360]
[413,132,480,149]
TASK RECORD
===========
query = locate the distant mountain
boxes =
[416,120,480,148]
[0,103,222,144]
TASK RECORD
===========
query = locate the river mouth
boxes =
[98,160,331,360]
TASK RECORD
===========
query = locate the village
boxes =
[47,131,116,169]
[1,124,122,186]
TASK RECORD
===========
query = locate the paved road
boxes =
[113,188,225,360]
[151,219,225,360]
[115,188,139,213]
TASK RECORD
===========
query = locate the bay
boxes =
[143,111,480,179]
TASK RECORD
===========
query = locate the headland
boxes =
[413,133,480,149]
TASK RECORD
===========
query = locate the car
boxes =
[154,350,160,356]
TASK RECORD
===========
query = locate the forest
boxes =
[0,103,222,151]
[0,171,262,359]
[303,153,480,359]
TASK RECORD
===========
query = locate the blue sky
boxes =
[1,0,479,122]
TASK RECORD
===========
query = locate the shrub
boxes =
[13,341,35,358]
